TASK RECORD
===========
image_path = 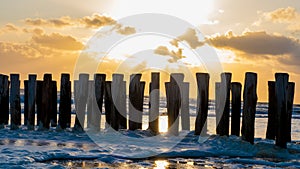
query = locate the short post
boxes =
[27,74,37,130]
[94,74,106,131]
[195,73,209,135]
[51,81,57,127]
[241,72,257,144]
[180,82,190,131]
[231,82,242,136]
[73,74,89,131]
[58,73,71,129]
[10,74,21,130]
[0,75,9,126]
[129,74,145,130]
[112,74,127,130]
[148,72,160,134]
[286,82,295,142]
[36,81,43,127]
[104,81,115,129]
[165,74,182,136]
[40,74,53,130]
[266,81,276,140]
[24,80,28,126]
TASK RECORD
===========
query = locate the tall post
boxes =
[180,82,190,131]
[58,73,71,129]
[105,81,115,129]
[94,74,106,131]
[36,80,43,127]
[0,75,9,126]
[241,72,257,144]
[24,80,28,126]
[195,73,209,135]
[129,74,145,130]
[40,74,53,130]
[27,74,37,130]
[286,82,295,142]
[148,72,160,134]
[231,82,242,136]
[51,81,57,127]
[10,74,21,130]
[266,81,276,140]
[73,74,89,131]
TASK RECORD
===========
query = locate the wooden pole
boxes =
[24,80,28,126]
[180,82,190,131]
[104,81,115,129]
[148,72,160,134]
[0,75,9,126]
[165,74,182,136]
[73,74,89,131]
[231,82,242,136]
[94,74,106,131]
[87,80,94,128]
[195,73,209,135]
[215,82,221,134]
[286,82,295,142]
[51,81,57,127]
[36,80,43,127]
[112,74,127,130]
[40,74,53,130]
[27,74,37,130]
[266,81,276,140]
[129,74,145,130]
[58,73,71,129]
[10,74,21,130]
[241,72,257,144]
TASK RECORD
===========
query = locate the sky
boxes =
[0,0,300,103]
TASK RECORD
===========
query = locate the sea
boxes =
[0,96,300,168]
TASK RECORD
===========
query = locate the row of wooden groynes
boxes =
[0,72,295,149]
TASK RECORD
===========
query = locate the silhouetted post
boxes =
[0,75,9,126]
[24,80,28,126]
[104,81,115,129]
[195,73,209,135]
[148,72,160,134]
[275,73,289,148]
[266,81,276,140]
[73,74,89,132]
[27,74,37,130]
[40,74,53,130]
[231,82,242,136]
[51,81,57,127]
[87,80,102,131]
[10,74,21,130]
[165,74,182,136]
[287,82,295,142]
[181,82,190,131]
[112,74,127,129]
[216,73,232,136]
[94,74,106,131]
[129,74,145,130]
[241,72,257,144]
[58,73,71,129]
[36,81,43,126]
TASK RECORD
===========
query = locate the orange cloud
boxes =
[154,46,185,63]
[116,26,136,35]
[171,28,204,49]
[264,7,298,23]
[79,14,116,28]
[24,16,72,27]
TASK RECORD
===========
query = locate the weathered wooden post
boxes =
[27,74,37,130]
[36,80,43,127]
[148,72,160,134]
[58,73,71,129]
[51,81,57,127]
[181,82,190,131]
[24,80,28,126]
[40,74,53,130]
[216,73,232,136]
[165,73,182,136]
[241,72,257,144]
[87,79,102,131]
[94,74,106,131]
[129,74,145,130]
[215,82,221,134]
[104,81,115,129]
[231,82,242,136]
[286,82,295,142]
[73,74,89,131]
[0,75,9,126]
[266,81,276,140]
[275,73,289,148]
[195,73,209,135]
[112,74,127,130]
[10,74,21,129]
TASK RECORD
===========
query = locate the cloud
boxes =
[0,42,42,59]
[24,16,72,27]
[79,14,116,28]
[32,33,84,51]
[116,26,136,35]
[154,46,185,63]
[207,31,300,65]
[264,7,298,23]
[171,28,204,49]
